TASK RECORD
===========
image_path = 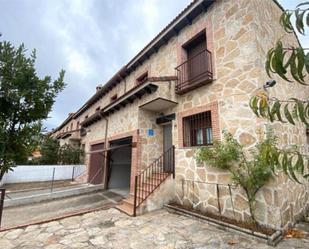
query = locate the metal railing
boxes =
[178,179,237,219]
[175,48,213,94]
[4,165,87,199]
[0,188,5,228]
[133,146,175,216]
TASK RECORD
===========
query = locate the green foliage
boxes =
[196,132,278,222]
[40,136,60,165]
[280,2,309,35]
[196,132,244,170]
[250,94,309,126]
[265,41,308,85]
[249,2,309,183]
[58,144,84,165]
[0,40,65,180]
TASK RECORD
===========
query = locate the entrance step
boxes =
[116,203,134,216]
[115,170,172,216]
[115,194,136,216]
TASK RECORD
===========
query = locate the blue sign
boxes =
[147,129,154,136]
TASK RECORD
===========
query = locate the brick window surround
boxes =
[176,17,215,79]
[178,101,220,148]
[136,71,148,85]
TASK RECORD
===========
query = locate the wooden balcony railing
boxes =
[175,49,213,94]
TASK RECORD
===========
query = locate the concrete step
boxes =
[122,195,144,206]
[115,172,170,217]
[115,203,134,216]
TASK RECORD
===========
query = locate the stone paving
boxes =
[0,208,308,249]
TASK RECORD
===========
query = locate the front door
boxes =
[163,123,172,172]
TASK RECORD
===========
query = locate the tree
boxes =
[249,2,309,181]
[40,136,60,165]
[0,40,65,181]
[196,131,277,222]
[58,144,84,165]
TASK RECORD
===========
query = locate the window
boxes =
[70,123,73,131]
[176,30,212,94]
[76,121,80,129]
[110,94,117,102]
[183,111,212,147]
[136,71,148,85]
[183,31,206,60]
[95,106,100,111]
[85,115,88,120]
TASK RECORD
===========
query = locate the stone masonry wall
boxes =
[51,0,308,228]
[251,0,309,228]
[172,0,309,230]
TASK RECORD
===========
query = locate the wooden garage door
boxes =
[88,143,105,184]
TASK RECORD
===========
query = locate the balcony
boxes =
[175,49,213,95]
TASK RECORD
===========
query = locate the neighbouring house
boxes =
[50,0,309,229]
[28,149,42,161]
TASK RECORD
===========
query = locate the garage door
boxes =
[88,143,105,185]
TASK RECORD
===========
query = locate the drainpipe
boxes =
[102,115,109,189]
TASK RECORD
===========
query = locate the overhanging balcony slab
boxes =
[139,97,178,112]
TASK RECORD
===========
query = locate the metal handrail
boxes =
[175,49,212,94]
[0,188,5,228]
[133,146,175,216]
[175,48,211,70]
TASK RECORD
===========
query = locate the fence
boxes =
[0,189,4,228]
[176,179,243,221]
[2,165,86,184]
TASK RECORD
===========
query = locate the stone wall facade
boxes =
[51,0,308,229]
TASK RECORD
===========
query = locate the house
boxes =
[50,0,308,229]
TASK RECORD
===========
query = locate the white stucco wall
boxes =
[2,165,86,184]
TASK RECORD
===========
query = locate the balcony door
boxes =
[185,32,207,83]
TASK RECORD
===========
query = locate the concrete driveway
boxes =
[1,190,124,229]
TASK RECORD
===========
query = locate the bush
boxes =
[196,131,278,222]
[58,144,84,165]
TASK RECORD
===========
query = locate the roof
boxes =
[51,0,215,133]
[81,81,158,127]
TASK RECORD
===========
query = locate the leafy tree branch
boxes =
[0,40,65,181]
[250,93,309,126]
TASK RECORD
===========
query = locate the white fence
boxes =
[2,165,86,184]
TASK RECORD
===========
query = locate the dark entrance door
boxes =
[163,123,173,172]
[88,143,105,184]
[107,137,132,190]
[185,32,207,82]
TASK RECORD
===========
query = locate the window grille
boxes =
[183,111,213,147]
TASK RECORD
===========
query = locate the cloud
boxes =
[1,0,303,131]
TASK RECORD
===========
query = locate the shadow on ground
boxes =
[1,190,124,229]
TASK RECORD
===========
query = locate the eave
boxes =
[63,0,214,121]
[81,82,158,128]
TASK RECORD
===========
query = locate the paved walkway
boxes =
[0,208,308,249]
[2,190,124,229]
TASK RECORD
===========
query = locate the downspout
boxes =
[102,114,109,189]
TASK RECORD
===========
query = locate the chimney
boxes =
[96,84,102,92]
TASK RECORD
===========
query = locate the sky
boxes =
[0,0,307,131]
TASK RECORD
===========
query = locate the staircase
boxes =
[116,146,175,216]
